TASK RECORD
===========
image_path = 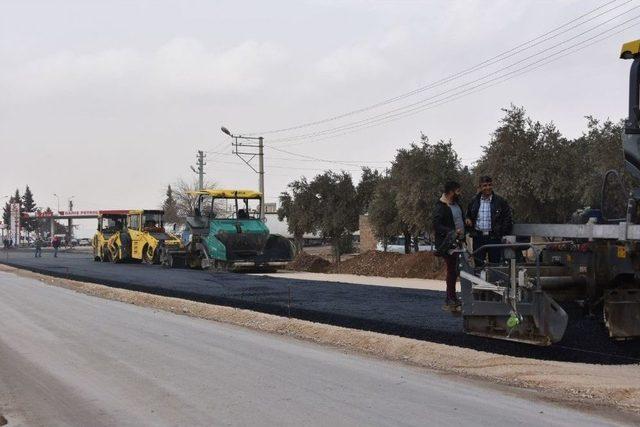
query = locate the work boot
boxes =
[442,297,461,312]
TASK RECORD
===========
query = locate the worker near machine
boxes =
[433,180,464,310]
[34,235,43,258]
[465,175,513,266]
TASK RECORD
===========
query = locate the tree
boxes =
[162,185,179,223]
[473,105,610,223]
[574,117,628,219]
[168,178,217,223]
[2,202,10,227]
[390,134,463,252]
[277,178,318,251]
[21,185,37,233]
[368,175,401,251]
[309,171,359,263]
[356,167,383,214]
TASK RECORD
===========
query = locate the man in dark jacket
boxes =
[433,181,464,311]
[465,175,513,267]
[52,236,61,258]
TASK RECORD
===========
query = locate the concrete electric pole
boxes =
[220,127,265,221]
[191,150,206,190]
[68,199,74,242]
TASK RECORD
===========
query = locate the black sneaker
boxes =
[442,298,461,312]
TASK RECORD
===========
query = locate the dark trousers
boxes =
[473,234,501,267]
[443,253,458,300]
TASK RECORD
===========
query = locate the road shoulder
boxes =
[1,263,639,422]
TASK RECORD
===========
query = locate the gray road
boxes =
[3,249,640,364]
[0,271,628,426]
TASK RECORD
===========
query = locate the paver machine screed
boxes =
[183,189,295,271]
[457,40,640,345]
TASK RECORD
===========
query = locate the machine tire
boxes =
[160,247,173,268]
[187,253,204,270]
[142,244,156,265]
[110,244,121,263]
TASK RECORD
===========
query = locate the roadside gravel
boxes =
[1,263,639,417]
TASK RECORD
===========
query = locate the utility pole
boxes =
[258,137,264,220]
[68,199,73,242]
[191,150,206,190]
[220,127,265,221]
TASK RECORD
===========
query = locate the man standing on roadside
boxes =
[52,235,61,258]
[34,235,43,258]
[433,181,464,311]
[465,175,513,267]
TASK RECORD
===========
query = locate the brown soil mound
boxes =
[329,250,446,280]
[286,252,331,273]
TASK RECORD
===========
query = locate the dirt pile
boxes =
[329,250,445,279]
[288,250,446,279]
[286,252,331,273]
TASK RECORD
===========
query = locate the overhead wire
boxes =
[244,0,630,136]
[267,6,640,144]
[277,20,640,149]
[266,13,640,146]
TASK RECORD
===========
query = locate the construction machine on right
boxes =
[458,40,640,345]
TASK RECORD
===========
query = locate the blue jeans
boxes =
[35,247,42,257]
[53,246,58,257]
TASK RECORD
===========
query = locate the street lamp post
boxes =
[53,193,60,213]
[221,126,265,221]
[67,196,75,241]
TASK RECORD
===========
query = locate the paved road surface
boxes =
[0,272,629,426]
[1,249,639,364]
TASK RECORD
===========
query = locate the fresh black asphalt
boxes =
[2,248,639,364]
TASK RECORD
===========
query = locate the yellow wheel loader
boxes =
[107,210,186,266]
[92,210,128,262]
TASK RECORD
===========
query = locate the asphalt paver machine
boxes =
[183,189,295,271]
[458,40,640,345]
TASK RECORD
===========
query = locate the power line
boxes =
[245,0,630,136]
[267,145,390,167]
[270,13,640,145]
[206,149,390,166]
[208,158,364,172]
[277,20,640,149]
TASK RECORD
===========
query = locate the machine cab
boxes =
[97,210,128,236]
[127,210,165,233]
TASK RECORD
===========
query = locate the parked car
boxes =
[377,237,434,253]
[78,238,91,246]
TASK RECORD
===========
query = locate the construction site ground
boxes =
[1,259,640,420]
[2,248,638,364]
[2,267,637,425]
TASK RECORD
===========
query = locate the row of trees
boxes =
[279,105,632,255]
[2,186,67,237]
[277,171,370,263]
